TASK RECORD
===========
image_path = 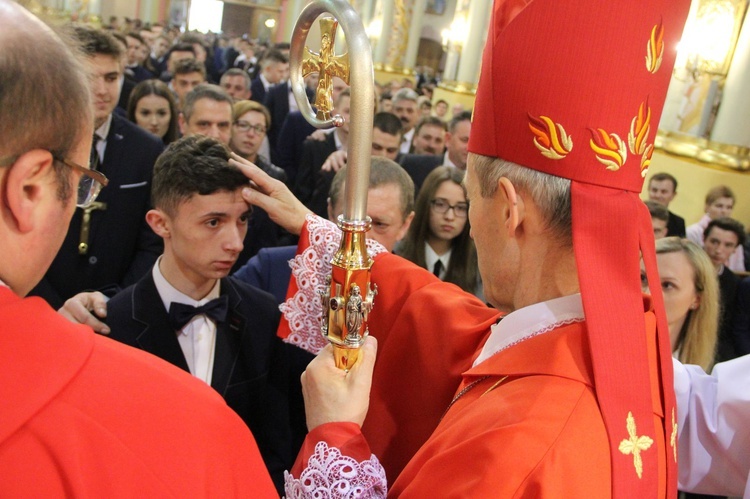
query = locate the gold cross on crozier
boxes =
[302,17,350,121]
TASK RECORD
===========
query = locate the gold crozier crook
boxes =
[290,0,376,370]
[301,17,350,122]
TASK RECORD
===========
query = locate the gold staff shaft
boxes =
[290,0,376,369]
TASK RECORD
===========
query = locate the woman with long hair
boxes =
[127,79,179,144]
[645,237,719,371]
[398,166,480,296]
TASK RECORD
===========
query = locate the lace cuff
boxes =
[284,441,387,498]
[280,214,387,354]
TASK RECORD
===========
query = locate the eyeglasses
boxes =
[1,154,108,208]
[54,157,109,208]
[430,198,468,218]
[234,121,266,135]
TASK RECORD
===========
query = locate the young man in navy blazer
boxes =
[104,136,292,493]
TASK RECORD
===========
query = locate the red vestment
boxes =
[283,217,670,496]
[0,287,278,497]
[279,217,499,481]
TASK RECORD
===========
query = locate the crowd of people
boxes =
[2,0,750,497]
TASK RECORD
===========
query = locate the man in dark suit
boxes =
[124,32,154,83]
[399,111,472,194]
[263,80,314,162]
[293,88,349,206]
[105,136,292,493]
[647,172,686,237]
[250,50,289,104]
[31,26,163,309]
[398,153,442,194]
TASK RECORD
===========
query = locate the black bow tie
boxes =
[168,295,229,331]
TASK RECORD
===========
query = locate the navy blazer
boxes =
[263,82,314,164]
[294,132,338,208]
[231,246,313,453]
[250,77,267,103]
[31,114,163,309]
[105,272,292,493]
[234,245,296,305]
[398,153,444,195]
[667,210,687,238]
[276,111,316,186]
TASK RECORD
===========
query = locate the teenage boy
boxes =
[104,136,292,493]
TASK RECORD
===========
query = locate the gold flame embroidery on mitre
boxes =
[618,411,654,479]
[528,114,573,160]
[640,143,654,178]
[646,21,664,74]
[589,128,628,171]
[629,100,652,155]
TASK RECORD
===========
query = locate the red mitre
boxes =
[469,0,690,497]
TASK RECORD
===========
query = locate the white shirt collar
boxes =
[424,242,451,279]
[94,113,113,142]
[259,73,272,92]
[152,257,221,321]
[473,293,585,367]
[400,128,415,154]
[443,150,456,168]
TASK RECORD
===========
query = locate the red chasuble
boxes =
[0,287,277,497]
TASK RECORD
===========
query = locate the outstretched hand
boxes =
[58,291,110,334]
[301,336,378,431]
[229,152,312,236]
[321,150,347,173]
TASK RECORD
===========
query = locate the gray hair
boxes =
[1,4,92,201]
[182,84,233,122]
[392,88,419,105]
[220,68,251,90]
[471,153,572,246]
[330,156,415,221]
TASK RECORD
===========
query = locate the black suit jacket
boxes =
[667,210,686,238]
[398,153,444,194]
[717,267,741,362]
[106,272,292,492]
[276,111,316,186]
[250,77,267,103]
[31,114,163,309]
[263,82,314,164]
[294,133,337,207]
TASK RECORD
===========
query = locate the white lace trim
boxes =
[491,317,585,359]
[284,441,387,499]
[280,215,387,354]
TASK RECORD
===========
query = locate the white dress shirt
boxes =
[152,259,220,386]
[93,114,113,164]
[474,293,585,367]
[442,150,457,168]
[400,128,415,154]
[424,243,451,280]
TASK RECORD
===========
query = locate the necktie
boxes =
[432,259,443,278]
[90,135,101,171]
[168,295,229,331]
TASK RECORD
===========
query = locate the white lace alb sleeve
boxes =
[280,214,387,354]
[284,441,387,498]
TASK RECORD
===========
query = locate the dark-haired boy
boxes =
[104,136,291,492]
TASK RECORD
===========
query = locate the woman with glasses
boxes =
[127,79,179,145]
[229,100,287,183]
[397,166,481,298]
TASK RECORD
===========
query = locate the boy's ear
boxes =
[146,209,170,239]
